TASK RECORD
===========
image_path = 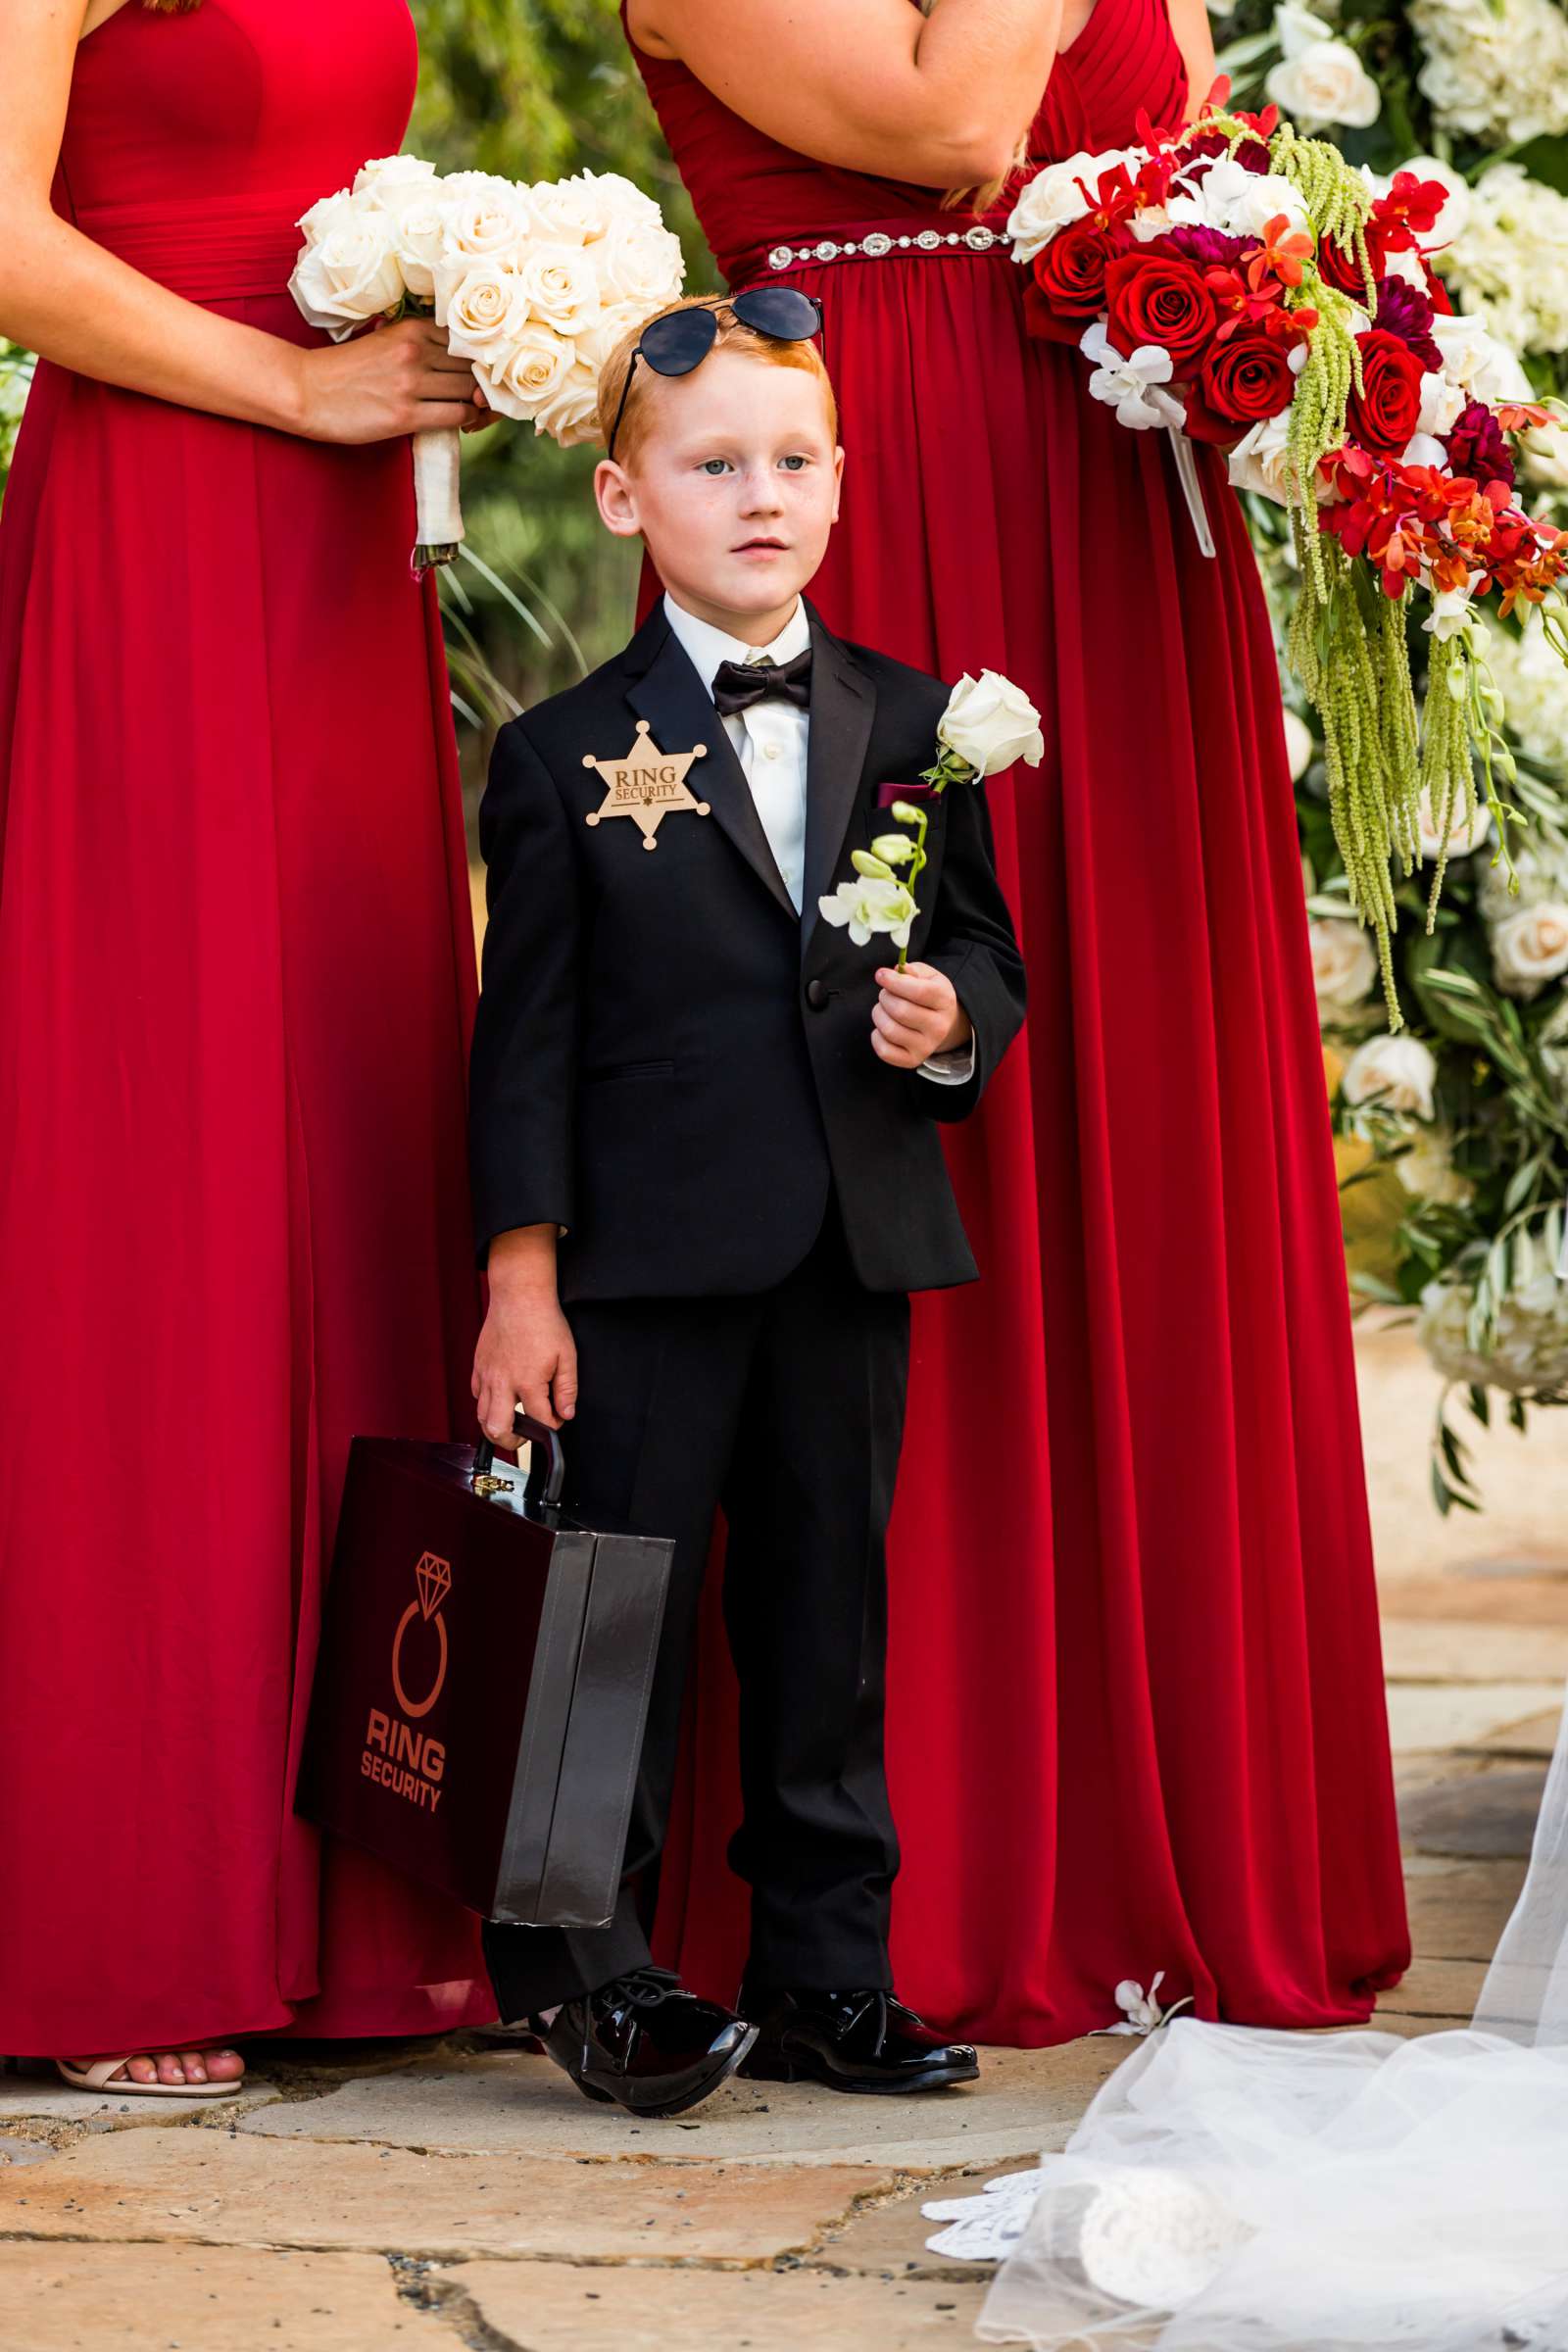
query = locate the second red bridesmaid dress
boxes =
[628,0,1411,2043]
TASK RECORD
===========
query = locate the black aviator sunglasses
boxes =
[606,288,826,462]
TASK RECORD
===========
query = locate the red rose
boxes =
[1185,330,1298,443]
[1348,327,1425,458]
[1103,249,1219,376]
[1032,217,1126,318]
[1316,223,1385,299]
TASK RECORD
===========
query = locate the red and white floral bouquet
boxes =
[1005,89,1568,1011]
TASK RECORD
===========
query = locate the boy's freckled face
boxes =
[596,349,844,632]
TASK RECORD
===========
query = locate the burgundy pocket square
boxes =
[875,781,937,809]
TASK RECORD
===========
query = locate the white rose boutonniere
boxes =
[933,669,1047,784]
[825,672,1043,974]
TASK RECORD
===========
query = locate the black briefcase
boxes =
[297,1416,673,1927]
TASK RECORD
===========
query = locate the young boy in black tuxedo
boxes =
[468,293,1026,2118]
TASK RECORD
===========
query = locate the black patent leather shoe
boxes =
[534,1967,756,2119]
[740,1986,980,2094]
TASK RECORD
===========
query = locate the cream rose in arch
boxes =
[1342,1033,1439,1119]
[1417,786,1493,863]
[1264,6,1382,130]
[1491,902,1568,999]
[1310,918,1377,1014]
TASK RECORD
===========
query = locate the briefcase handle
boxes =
[472,1413,566,1509]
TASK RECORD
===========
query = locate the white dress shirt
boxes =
[662,593,974,1084]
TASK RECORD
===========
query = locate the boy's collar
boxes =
[661,593,810,690]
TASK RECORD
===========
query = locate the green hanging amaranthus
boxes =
[1200,111,1464,1024]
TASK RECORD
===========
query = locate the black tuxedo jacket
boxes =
[469,599,1026,1300]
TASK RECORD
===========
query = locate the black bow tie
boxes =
[711,647,812,717]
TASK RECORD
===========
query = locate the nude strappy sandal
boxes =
[54,2052,244,2099]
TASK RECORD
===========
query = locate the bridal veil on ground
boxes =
[925,1681,1568,2349]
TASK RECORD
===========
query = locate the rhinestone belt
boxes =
[765,222,1004,270]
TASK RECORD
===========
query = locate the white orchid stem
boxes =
[412,426,465,572]
[895,804,932,971]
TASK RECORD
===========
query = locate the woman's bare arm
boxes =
[0,0,477,443]
[629,0,1063,191]
[1166,0,1218,120]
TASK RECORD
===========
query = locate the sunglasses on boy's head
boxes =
[606,288,827,462]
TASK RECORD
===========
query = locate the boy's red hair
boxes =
[597,294,838,467]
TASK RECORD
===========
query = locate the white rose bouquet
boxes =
[819,671,1044,969]
[290,156,685,570]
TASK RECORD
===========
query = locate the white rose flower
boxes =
[593,216,686,310]
[436,259,527,356]
[573,300,654,376]
[377,177,453,302]
[938,669,1046,776]
[1310,918,1377,1014]
[1431,310,1534,405]
[529,170,662,248]
[1006,153,1099,261]
[1492,902,1568,998]
[1416,784,1492,860]
[353,154,439,200]
[1343,1033,1439,1118]
[479,319,578,423]
[290,206,405,335]
[1395,1129,1471,1205]
[1282,707,1315,781]
[514,244,604,337]
[297,186,356,245]
[441,185,530,270]
[1196,160,1310,240]
[530,358,604,449]
[1416,366,1467,440]
[1265,6,1381,130]
[1227,412,1298,505]
[1380,245,1431,293]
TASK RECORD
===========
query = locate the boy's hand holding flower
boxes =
[871,964,972,1070]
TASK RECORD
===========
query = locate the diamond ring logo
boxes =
[392,1550,450,1720]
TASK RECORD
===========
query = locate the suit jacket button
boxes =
[805,978,829,1011]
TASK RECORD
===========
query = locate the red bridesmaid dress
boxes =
[629,0,1411,2042]
[0,0,492,2053]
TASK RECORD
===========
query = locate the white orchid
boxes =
[1081,322,1186,432]
[818,865,919,950]
[1095,1973,1195,2036]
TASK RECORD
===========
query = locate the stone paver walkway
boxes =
[3,1315,1563,2350]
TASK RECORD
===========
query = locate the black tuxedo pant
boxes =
[483,1210,910,2019]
